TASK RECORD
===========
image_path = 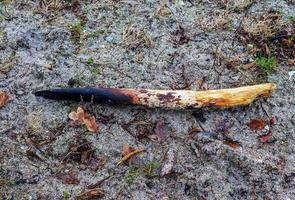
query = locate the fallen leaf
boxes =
[69,107,85,127]
[258,130,273,142]
[56,170,79,185]
[243,61,256,69]
[80,149,92,164]
[154,120,168,142]
[121,144,136,164]
[0,91,9,108]
[247,119,266,131]
[161,148,176,176]
[223,139,240,148]
[76,188,104,200]
[287,59,295,66]
[84,116,99,133]
[122,144,134,157]
[69,107,99,133]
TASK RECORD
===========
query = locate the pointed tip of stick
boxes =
[34,90,48,97]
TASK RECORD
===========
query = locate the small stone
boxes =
[43,64,53,71]
[16,90,24,95]
[105,35,113,43]
[262,125,270,134]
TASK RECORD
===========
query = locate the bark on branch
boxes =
[35,83,276,109]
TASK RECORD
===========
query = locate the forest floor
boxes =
[0,0,294,199]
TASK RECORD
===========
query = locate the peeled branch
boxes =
[35,83,276,109]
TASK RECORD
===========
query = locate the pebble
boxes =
[16,90,24,95]
[262,124,270,134]
[105,35,113,43]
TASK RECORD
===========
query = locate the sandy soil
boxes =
[0,0,294,199]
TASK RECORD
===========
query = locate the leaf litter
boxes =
[117,144,145,165]
[247,119,266,131]
[154,120,169,143]
[0,91,9,108]
[69,106,99,133]
[56,169,79,185]
[248,117,276,142]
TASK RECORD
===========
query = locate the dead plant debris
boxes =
[247,119,266,131]
[223,139,240,148]
[117,144,145,165]
[56,170,79,185]
[61,139,106,171]
[161,148,176,176]
[69,107,99,133]
[154,120,169,143]
[258,130,273,142]
[0,91,8,108]
[76,188,104,200]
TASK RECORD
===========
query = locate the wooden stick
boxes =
[35,83,276,109]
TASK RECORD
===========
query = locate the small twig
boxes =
[76,188,104,199]
[117,148,145,165]
[60,142,89,163]
[87,175,112,189]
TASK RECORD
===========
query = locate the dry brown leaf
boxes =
[68,107,99,133]
[247,119,266,131]
[76,188,104,200]
[154,120,169,142]
[84,116,99,133]
[161,148,176,176]
[120,144,135,165]
[0,91,9,108]
[122,144,134,157]
[287,59,295,66]
[69,107,85,126]
[243,61,256,69]
[223,139,240,148]
[56,170,79,185]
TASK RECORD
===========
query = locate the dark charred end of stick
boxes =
[34,88,138,105]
